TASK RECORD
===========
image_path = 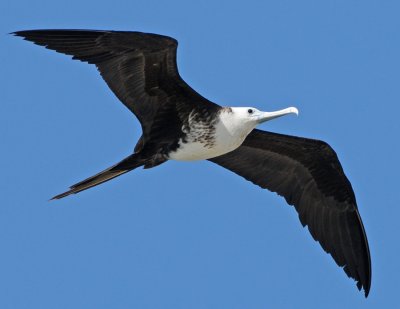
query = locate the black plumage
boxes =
[209,129,371,294]
[13,29,371,296]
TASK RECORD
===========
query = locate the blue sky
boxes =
[2,0,399,308]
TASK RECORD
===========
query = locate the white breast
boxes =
[169,109,255,161]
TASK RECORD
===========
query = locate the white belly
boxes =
[169,140,239,161]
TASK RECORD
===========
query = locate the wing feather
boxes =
[13,29,218,145]
[209,129,371,296]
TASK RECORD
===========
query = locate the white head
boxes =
[221,106,299,135]
[213,105,299,153]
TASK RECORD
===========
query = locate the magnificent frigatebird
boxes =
[13,29,371,296]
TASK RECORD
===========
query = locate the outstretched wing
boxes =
[13,29,217,144]
[209,129,371,296]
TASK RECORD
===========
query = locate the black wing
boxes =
[12,29,217,145]
[209,129,371,296]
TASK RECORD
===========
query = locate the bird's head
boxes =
[228,106,298,127]
[219,106,299,140]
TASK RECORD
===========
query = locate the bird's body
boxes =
[13,29,371,296]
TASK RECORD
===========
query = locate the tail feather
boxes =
[51,154,144,200]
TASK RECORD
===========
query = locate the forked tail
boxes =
[51,154,144,200]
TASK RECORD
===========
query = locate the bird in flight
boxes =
[13,29,371,296]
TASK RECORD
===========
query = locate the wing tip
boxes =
[353,274,370,297]
[364,285,370,298]
[362,269,371,298]
[10,30,26,37]
[355,208,372,298]
[10,30,41,37]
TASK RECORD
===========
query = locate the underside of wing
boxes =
[209,129,371,296]
[13,29,217,145]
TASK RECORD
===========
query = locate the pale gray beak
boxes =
[257,107,299,123]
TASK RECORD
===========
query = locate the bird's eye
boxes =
[247,109,254,114]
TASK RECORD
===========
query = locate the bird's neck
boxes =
[217,107,256,141]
